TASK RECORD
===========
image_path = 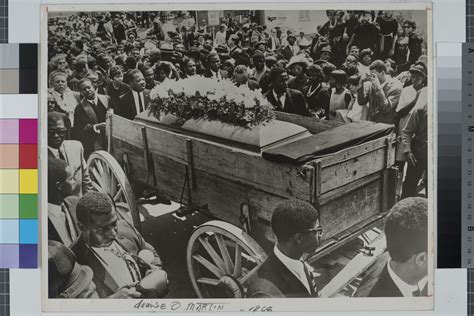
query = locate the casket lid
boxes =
[135,111,311,153]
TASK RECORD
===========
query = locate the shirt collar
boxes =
[273,244,311,294]
[48,146,60,158]
[387,260,426,297]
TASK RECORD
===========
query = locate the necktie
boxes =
[61,204,77,241]
[302,262,316,295]
[277,93,284,110]
[138,92,144,113]
[58,150,66,161]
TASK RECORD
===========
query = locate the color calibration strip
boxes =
[0,118,38,268]
[0,43,37,94]
[0,0,6,43]
[0,269,8,316]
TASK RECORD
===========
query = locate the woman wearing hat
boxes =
[287,55,310,94]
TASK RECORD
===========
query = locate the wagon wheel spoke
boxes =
[90,179,103,193]
[233,242,242,277]
[110,168,117,196]
[215,234,233,275]
[238,264,260,285]
[192,254,222,278]
[113,186,124,202]
[187,221,267,298]
[197,277,220,286]
[198,237,227,275]
[90,165,108,192]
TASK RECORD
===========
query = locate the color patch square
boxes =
[0,194,19,218]
[0,144,18,168]
[19,244,37,268]
[0,170,19,194]
[19,144,37,169]
[19,169,37,194]
[0,119,19,143]
[0,244,19,268]
[19,119,37,144]
[19,194,37,219]
[19,219,37,244]
[0,219,19,243]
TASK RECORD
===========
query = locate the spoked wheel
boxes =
[87,150,139,229]
[187,220,267,298]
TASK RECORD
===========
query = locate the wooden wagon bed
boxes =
[105,112,398,256]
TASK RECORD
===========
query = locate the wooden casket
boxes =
[106,111,397,256]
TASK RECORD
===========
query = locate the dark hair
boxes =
[369,60,387,73]
[78,78,95,90]
[271,199,319,242]
[125,56,137,70]
[384,197,428,263]
[76,192,115,228]
[403,19,417,30]
[48,158,69,194]
[348,74,361,86]
[330,69,348,85]
[125,68,142,84]
[359,48,373,60]
[268,67,287,83]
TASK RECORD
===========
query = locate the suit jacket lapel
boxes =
[74,236,120,297]
[81,100,98,125]
[271,254,311,296]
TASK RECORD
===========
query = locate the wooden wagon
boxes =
[86,111,398,298]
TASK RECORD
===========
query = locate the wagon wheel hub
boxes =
[216,275,244,298]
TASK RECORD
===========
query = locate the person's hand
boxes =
[369,73,381,89]
[342,33,349,41]
[360,72,371,83]
[388,49,395,57]
[109,285,142,299]
[93,122,106,133]
[406,152,417,167]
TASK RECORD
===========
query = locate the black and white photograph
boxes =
[41,3,433,311]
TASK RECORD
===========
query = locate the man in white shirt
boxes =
[214,24,227,47]
[368,197,428,297]
[48,158,79,247]
[248,199,322,297]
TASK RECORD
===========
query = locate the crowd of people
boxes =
[47,9,430,299]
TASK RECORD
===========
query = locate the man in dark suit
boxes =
[281,33,299,61]
[116,69,151,120]
[48,112,93,197]
[202,52,229,80]
[367,197,428,297]
[265,67,310,116]
[71,192,167,298]
[73,78,111,159]
[48,158,80,247]
[233,65,260,90]
[248,199,322,298]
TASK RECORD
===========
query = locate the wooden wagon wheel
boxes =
[87,150,140,229]
[187,220,267,298]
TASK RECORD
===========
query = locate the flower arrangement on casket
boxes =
[148,77,275,128]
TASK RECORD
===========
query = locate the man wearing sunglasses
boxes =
[249,199,322,298]
[48,111,93,197]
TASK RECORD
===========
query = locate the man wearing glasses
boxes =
[48,111,93,197]
[249,199,322,298]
